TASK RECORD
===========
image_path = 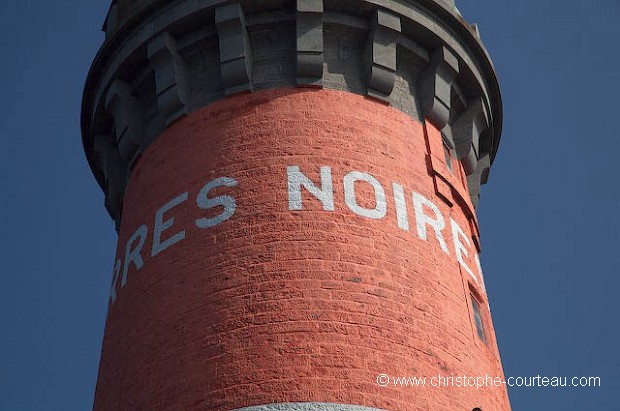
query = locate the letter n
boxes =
[287,166,334,211]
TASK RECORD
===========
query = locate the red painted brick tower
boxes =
[82,1,508,410]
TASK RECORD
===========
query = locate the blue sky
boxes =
[0,1,618,410]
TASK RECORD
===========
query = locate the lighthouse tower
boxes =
[82,1,509,410]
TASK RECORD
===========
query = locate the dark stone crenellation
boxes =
[83,0,502,226]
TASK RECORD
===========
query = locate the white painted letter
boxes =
[411,192,449,254]
[109,258,122,304]
[195,177,238,229]
[393,183,409,231]
[287,165,334,211]
[152,192,188,257]
[474,253,487,296]
[450,218,475,281]
[122,224,148,288]
[343,171,387,219]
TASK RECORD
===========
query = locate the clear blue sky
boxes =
[0,1,618,410]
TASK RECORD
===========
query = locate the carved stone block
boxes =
[215,3,253,95]
[418,46,459,129]
[296,0,324,86]
[365,9,401,101]
[147,32,191,126]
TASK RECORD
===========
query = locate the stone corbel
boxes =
[418,46,459,129]
[296,0,324,87]
[466,153,491,209]
[147,32,191,126]
[365,9,401,102]
[452,97,489,175]
[215,3,253,95]
[105,79,144,166]
[93,134,127,228]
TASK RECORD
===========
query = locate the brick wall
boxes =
[93,88,510,411]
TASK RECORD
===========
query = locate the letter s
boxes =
[195,177,238,229]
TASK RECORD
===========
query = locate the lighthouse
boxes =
[81,1,509,410]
